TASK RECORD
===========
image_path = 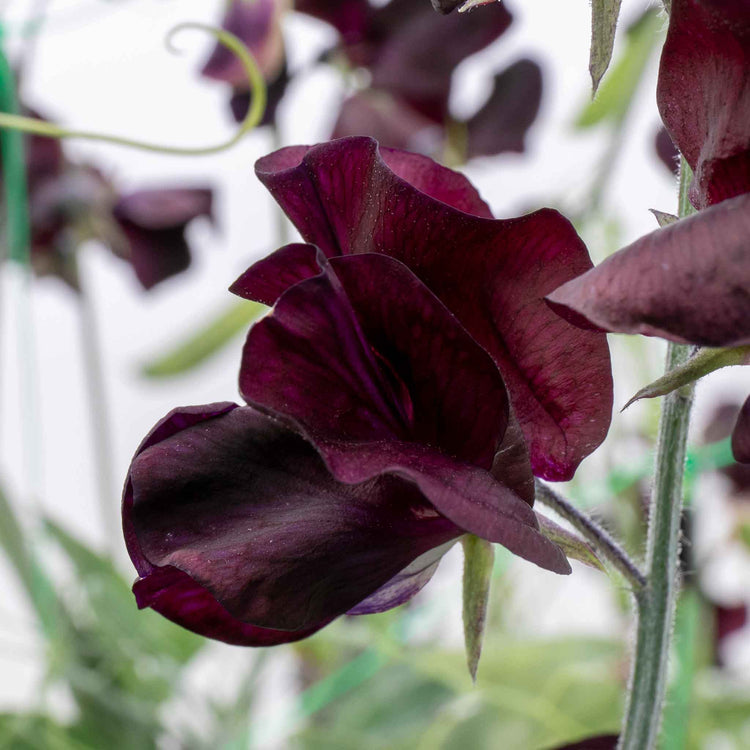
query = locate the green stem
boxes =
[618,157,696,749]
[76,258,119,556]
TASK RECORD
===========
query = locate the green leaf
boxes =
[0,485,61,640]
[141,299,266,378]
[461,535,494,681]
[589,0,622,94]
[537,514,607,573]
[623,346,750,411]
[576,8,663,128]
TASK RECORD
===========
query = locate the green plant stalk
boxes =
[618,157,696,749]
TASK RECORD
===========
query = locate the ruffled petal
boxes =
[657,0,750,208]
[253,137,612,480]
[125,404,460,634]
[240,252,510,469]
[547,194,750,347]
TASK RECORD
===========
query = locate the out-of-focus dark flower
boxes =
[547,194,750,348]
[654,126,679,176]
[714,601,748,666]
[317,0,542,160]
[125,250,571,645]
[201,0,289,125]
[234,137,613,481]
[111,188,214,290]
[733,396,750,464]
[704,401,750,491]
[2,106,213,290]
[657,0,750,209]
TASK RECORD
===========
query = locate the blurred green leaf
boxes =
[589,0,622,94]
[141,299,266,378]
[576,8,663,129]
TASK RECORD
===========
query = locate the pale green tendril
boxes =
[0,23,267,155]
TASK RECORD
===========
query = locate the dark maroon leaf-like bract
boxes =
[733,396,750,464]
[113,188,213,290]
[547,193,750,347]
[239,137,612,481]
[658,0,750,208]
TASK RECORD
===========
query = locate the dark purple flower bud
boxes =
[654,126,679,176]
[657,0,750,209]
[547,193,750,347]
[112,188,213,290]
[466,58,543,159]
[733,395,750,464]
[239,137,612,481]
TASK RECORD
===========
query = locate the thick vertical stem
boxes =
[618,158,695,749]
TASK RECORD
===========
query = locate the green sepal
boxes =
[461,535,494,682]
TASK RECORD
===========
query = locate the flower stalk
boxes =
[618,157,696,749]
[534,480,645,589]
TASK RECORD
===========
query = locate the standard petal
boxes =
[240,252,510,469]
[126,404,460,634]
[230,243,321,305]
[466,59,543,159]
[732,396,750,464]
[254,137,612,480]
[547,194,750,347]
[657,0,750,208]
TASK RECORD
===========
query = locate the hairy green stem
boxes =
[619,157,696,749]
[535,480,646,589]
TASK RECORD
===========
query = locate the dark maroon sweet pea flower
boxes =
[547,193,750,347]
[733,396,750,464]
[201,0,287,126]
[112,188,213,290]
[657,0,750,209]
[363,0,512,122]
[125,252,568,644]
[714,601,748,666]
[235,137,613,481]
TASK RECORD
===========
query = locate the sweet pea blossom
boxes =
[235,136,613,481]
[658,0,750,209]
[125,251,570,645]
[3,107,213,290]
